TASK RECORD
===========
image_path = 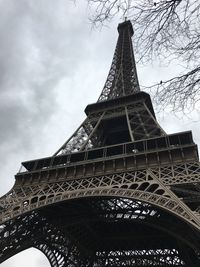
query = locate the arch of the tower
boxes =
[1,196,200,266]
[2,19,200,267]
[2,171,200,230]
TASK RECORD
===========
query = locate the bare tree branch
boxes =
[145,66,200,112]
[86,0,200,113]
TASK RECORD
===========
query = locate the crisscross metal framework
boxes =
[1,20,200,266]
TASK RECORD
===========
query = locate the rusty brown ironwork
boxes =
[1,20,200,266]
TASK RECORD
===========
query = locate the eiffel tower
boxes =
[1,20,200,266]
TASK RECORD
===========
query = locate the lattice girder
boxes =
[1,19,200,267]
[98,21,140,102]
[94,249,185,266]
[1,164,200,231]
[0,212,91,266]
[55,93,165,155]
[53,20,165,155]
[1,197,200,266]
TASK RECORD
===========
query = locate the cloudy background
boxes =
[0,0,200,266]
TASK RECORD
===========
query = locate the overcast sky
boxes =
[1,0,200,266]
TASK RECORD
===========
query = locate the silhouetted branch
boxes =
[147,67,200,112]
[87,0,200,112]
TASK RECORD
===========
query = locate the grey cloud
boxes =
[1,1,200,267]
[0,0,95,197]
[0,0,91,158]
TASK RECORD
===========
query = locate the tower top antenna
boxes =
[98,20,137,102]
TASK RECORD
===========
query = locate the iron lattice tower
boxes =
[1,21,200,266]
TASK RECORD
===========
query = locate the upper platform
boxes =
[118,20,134,36]
[85,91,156,118]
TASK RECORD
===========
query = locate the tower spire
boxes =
[98,20,140,102]
[1,18,200,267]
